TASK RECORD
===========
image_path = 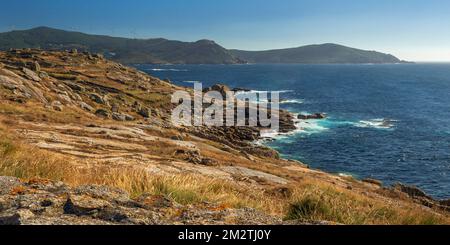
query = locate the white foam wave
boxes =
[260,129,282,139]
[279,99,304,104]
[259,114,330,140]
[355,118,397,130]
[149,68,188,72]
[292,118,329,135]
[261,117,397,141]
[338,173,356,178]
[235,90,294,96]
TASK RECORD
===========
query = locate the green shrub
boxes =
[285,196,331,221]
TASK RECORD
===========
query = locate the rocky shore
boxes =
[0,49,449,225]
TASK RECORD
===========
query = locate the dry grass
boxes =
[285,181,447,225]
[127,89,171,108]
[0,101,96,124]
[0,133,272,211]
[0,124,449,224]
[48,72,78,80]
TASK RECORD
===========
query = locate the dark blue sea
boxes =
[135,63,450,199]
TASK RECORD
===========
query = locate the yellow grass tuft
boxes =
[285,181,447,224]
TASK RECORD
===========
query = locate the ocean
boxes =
[135,63,450,199]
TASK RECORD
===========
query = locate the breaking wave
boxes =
[234,90,294,96]
[279,99,304,104]
[149,68,188,72]
[355,118,397,130]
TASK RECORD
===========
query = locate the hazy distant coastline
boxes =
[0,27,405,65]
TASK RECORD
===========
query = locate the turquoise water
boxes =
[136,63,450,199]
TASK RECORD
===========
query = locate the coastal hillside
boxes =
[0,49,448,225]
[0,27,404,64]
[230,43,403,64]
[0,27,244,64]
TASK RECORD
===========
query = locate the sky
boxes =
[1,0,450,61]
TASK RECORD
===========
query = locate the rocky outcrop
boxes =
[0,49,296,160]
[362,178,383,187]
[0,68,48,104]
[231,87,251,92]
[0,49,173,125]
[89,93,107,105]
[112,112,134,122]
[79,102,94,112]
[138,107,152,118]
[95,109,110,118]
[394,183,432,200]
[22,67,41,82]
[173,149,217,166]
[278,110,297,133]
[297,113,327,120]
[203,84,231,97]
[65,81,85,92]
[31,61,41,72]
[392,183,450,212]
[0,176,281,225]
[51,101,63,111]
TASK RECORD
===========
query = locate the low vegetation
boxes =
[0,101,95,124]
[0,126,448,224]
[285,182,445,225]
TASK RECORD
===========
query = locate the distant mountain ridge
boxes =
[0,27,243,64]
[230,44,403,64]
[0,27,404,64]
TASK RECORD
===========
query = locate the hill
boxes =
[230,43,403,64]
[0,27,404,64]
[0,27,244,64]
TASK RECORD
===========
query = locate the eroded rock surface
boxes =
[0,176,281,225]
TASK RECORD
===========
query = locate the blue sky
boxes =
[1,0,450,61]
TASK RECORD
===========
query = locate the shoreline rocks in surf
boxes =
[297,113,327,120]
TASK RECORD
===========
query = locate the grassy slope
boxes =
[0,119,447,224]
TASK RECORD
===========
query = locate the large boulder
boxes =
[362,178,383,187]
[393,183,432,200]
[95,109,110,118]
[111,103,119,113]
[112,112,134,121]
[51,101,63,111]
[93,53,104,59]
[22,68,41,82]
[65,82,85,92]
[138,107,152,118]
[31,61,41,72]
[89,93,107,105]
[79,102,94,112]
[0,75,20,90]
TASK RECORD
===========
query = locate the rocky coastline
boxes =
[0,49,449,225]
